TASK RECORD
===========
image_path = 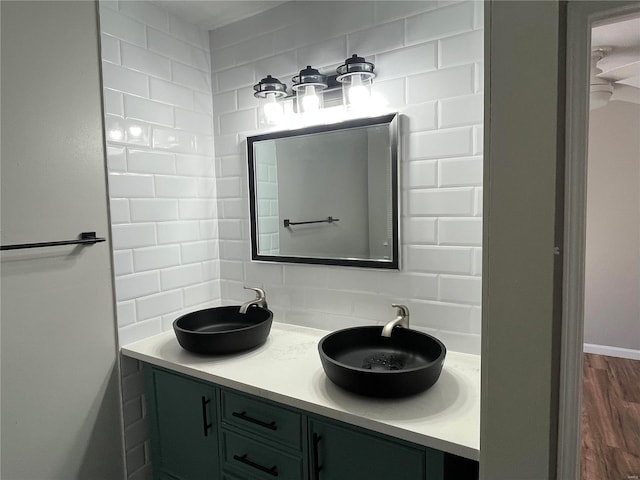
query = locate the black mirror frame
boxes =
[247,113,400,270]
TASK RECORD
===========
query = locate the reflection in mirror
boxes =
[247,113,399,269]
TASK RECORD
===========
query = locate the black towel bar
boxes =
[0,232,106,251]
[284,216,340,227]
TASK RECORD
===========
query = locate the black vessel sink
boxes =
[318,326,446,398]
[173,306,273,355]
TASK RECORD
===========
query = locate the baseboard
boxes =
[583,343,640,361]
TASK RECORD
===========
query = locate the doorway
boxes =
[560,2,640,479]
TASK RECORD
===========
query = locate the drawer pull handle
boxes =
[232,410,278,431]
[312,433,323,480]
[201,396,213,437]
[233,454,279,477]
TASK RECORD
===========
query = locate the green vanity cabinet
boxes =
[308,418,442,480]
[145,366,475,480]
[146,368,219,480]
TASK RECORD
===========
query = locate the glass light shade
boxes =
[292,66,327,116]
[258,92,284,125]
[253,75,287,126]
[336,54,376,111]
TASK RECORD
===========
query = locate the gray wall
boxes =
[481,1,563,479]
[1,1,125,478]
[584,101,640,351]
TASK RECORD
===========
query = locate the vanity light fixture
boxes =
[253,74,288,125]
[291,65,328,114]
[336,54,376,110]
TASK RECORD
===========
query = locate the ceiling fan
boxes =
[590,47,640,110]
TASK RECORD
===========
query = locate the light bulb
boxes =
[263,93,283,123]
[301,85,320,112]
[348,74,369,107]
[128,125,143,138]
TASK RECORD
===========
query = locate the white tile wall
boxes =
[209,0,483,355]
[98,2,218,478]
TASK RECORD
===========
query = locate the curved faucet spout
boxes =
[239,286,268,314]
[381,304,410,337]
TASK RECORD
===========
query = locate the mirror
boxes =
[247,113,399,269]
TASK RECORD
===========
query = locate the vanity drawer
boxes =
[221,390,302,449]
[221,430,304,480]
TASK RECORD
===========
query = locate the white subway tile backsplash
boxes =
[439,29,483,68]
[169,14,206,48]
[348,20,404,58]
[191,46,211,72]
[439,275,481,305]
[406,160,437,188]
[157,221,200,244]
[181,240,219,263]
[127,149,175,174]
[199,219,219,239]
[161,264,203,290]
[122,42,171,80]
[439,156,483,186]
[148,27,191,61]
[109,173,154,198]
[220,261,244,282]
[155,175,199,198]
[373,78,406,109]
[408,188,475,216]
[119,1,169,32]
[405,1,474,45]
[176,154,215,177]
[116,271,161,301]
[403,217,437,244]
[374,1,437,24]
[130,199,178,222]
[119,318,163,347]
[125,95,173,126]
[133,245,180,271]
[439,94,483,128]
[101,34,120,64]
[475,187,483,216]
[117,301,136,328]
[175,109,213,135]
[136,290,183,321]
[218,219,243,240]
[194,91,214,114]
[216,177,243,198]
[401,101,437,132]
[184,281,220,306]
[114,251,134,276]
[472,247,482,276]
[297,37,346,71]
[99,7,146,47]
[407,64,474,104]
[152,128,197,154]
[406,246,473,274]
[110,198,130,223]
[111,223,156,250]
[473,124,483,154]
[216,65,255,92]
[376,42,437,81]
[408,300,474,332]
[219,109,257,134]
[178,199,217,220]
[409,127,473,159]
[102,62,148,97]
[212,91,237,115]
[439,218,482,245]
[236,86,260,110]
[149,77,194,110]
[104,89,124,117]
[172,62,211,92]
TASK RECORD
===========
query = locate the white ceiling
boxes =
[592,16,640,89]
[150,1,286,30]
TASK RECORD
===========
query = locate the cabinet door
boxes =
[147,368,219,480]
[309,419,436,480]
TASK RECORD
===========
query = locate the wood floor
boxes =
[582,353,640,480]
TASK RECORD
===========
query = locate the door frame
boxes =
[558,2,640,479]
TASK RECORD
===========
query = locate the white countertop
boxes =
[121,322,480,461]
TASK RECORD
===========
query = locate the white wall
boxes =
[584,100,640,352]
[98,2,219,478]
[210,0,484,354]
[98,0,220,347]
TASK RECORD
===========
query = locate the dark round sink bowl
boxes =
[173,306,273,355]
[318,326,446,398]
